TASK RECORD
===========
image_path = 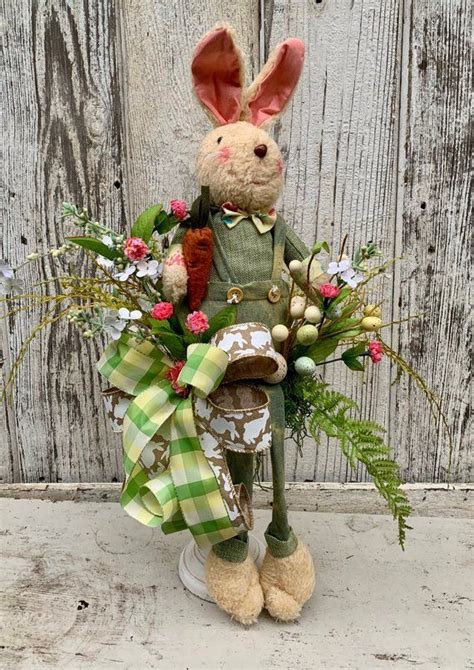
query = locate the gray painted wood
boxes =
[118,1,260,221]
[391,0,471,483]
[1,500,472,668]
[1,1,470,484]
[1,482,472,518]
[262,0,402,482]
[1,1,125,483]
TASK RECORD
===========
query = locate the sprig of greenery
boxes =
[284,374,412,548]
[379,337,453,478]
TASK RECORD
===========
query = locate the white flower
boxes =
[0,276,24,296]
[101,235,114,247]
[327,259,351,276]
[118,307,142,321]
[102,311,127,340]
[135,259,162,278]
[97,255,115,271]
[327,258,364,288]
[0,260,14,279]
[26,252,41,261]
[340,268,365,288]
[115,264,136,281]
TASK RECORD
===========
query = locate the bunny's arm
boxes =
[284,224,310,264]
[161,224,188,303]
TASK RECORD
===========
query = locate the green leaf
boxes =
[202,305,237,343]
[312,240,330,255]
[330,287,352,307]
[66,237,118,260]
[342,342,367,359]
[306,336,339,363]
[156,212,180,235]
[342,356,365,371]
[151,319,186,358]
[323,317,361,336]
[336,328,363,340]
[131,204,163,242]
[340,300,361,317]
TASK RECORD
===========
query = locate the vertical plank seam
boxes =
[389,0,410,454]
[115,2,132,225]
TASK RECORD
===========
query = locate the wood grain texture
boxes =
[118,1,260,221]
[1,0,125,482]
[1,500,472,668]
[1,482,472,518]
[392,0,471,482]
[1,1,470,485]
[262,0,403,482]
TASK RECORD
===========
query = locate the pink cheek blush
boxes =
[217,146,231,163]
[276,158,284,175]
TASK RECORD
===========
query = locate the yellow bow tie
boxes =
[221,203,277,234]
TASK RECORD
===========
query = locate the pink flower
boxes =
[150,302,174,320]
[170,200,188,221]
[123,237,149,261]
[185,310,209,334]
[368,340,383,364]
[319,283,341,299]
[166,360,188,396]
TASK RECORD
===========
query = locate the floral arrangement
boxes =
[269,237,450,546]
[0,199,238,401]
[0,201,450,548]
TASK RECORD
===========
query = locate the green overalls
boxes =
[174,210,308,560]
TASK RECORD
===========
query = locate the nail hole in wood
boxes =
[114,180,121,189]
[420,201,426,210]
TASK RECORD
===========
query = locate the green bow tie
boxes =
[221,203,277,234]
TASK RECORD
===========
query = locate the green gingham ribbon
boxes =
[97,333,237,547]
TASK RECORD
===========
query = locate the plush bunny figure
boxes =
[163,25,315,624]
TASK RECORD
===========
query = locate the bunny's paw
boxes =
[205,551,264,625]
[260,539,315,621]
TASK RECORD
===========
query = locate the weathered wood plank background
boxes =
[1,0,471,484]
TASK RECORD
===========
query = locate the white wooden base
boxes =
[178,534,266,602]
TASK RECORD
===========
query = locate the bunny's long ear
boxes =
[242,38,305,128]
[191,25,245,126]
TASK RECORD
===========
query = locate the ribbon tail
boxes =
[168,397,237,548]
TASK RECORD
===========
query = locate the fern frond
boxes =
[288,376,412,548]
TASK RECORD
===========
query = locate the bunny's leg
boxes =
[205,452,264,625]
[259,384,315,621]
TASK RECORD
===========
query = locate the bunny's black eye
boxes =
[217,136,223,144]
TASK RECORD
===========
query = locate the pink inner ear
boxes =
[248,38,305,127]
[192,29,243,125]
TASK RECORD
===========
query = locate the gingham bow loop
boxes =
[98,336,237,547]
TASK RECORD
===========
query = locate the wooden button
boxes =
[226,287,244,304]
[267,285,281,303]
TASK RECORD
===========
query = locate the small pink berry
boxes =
[368,340,383,364]
[170,200,188,221]
[319,283,341,299]
[150,302,173,320]
[185,310,209,334]
[166,360,188,396]
[123,237,149,261]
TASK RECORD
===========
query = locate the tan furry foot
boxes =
[205,551,264,625]
[260,540,315,621]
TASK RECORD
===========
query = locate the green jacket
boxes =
[173,210,308,329]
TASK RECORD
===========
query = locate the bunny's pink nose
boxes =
[254,144,267,158]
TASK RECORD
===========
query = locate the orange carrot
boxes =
[182,226,214,310]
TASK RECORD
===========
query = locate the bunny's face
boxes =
[197,121,284,212]
[191,25,304,212]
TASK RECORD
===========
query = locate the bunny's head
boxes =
[192,26,304,212]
